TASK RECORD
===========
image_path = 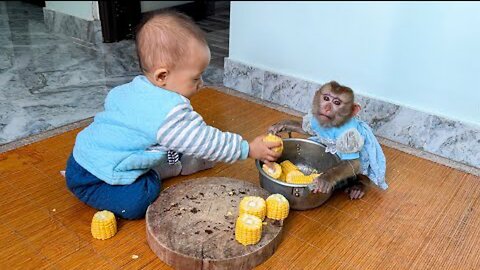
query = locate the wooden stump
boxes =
[146,177,283,270]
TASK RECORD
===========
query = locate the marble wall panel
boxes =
[224,58,480,168]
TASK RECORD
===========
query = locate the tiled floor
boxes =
[1,88,479,269]
[0,1,229,146]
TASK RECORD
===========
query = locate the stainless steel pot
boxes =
[256,138,340,210]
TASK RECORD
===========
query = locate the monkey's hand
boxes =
[344,182,365,200]
[311,176,334,194]
[268,122,288,135]
[268,120,306,135]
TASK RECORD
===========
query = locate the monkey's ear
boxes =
[352,103,362,116]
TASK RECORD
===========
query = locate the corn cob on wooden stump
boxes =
[146,177,283,270]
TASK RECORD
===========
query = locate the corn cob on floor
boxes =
[91,210,117,240]
[1,88,479,270]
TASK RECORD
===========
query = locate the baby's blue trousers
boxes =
[65,154,161,220]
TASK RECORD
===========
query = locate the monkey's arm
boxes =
[311,159,361,193]
[268,120,309,136]
[327,159,360,189]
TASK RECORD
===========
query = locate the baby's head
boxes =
[135,11,210,98]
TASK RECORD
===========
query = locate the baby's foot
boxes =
[153,161,182,179]
[180,155,215,175]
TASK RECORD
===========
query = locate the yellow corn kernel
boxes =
[262,162,282,179]
[263,133,283,154]
[280,160,300,174]
[239,196,266,220]
[235,213,263,245]
[287,173,321,184]
[285,170,304,183]
[266,194,290,221]
[278,172,286,182]
[91,210,117,240]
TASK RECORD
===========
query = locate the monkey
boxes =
[268,81,388,200]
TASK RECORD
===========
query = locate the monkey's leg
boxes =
[341,174,371,199]
[344,180,365,200]
[332,176,359,190]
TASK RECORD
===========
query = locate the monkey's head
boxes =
[312,81,361,128]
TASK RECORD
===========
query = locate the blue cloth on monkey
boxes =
[303,113,388,190]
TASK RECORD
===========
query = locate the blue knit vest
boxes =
[73,76,184,185]
[310,117,361,160]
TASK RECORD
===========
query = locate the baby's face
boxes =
[164,41,211,98]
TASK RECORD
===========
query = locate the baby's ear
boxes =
[153,68,169,86]
[352,103,361,116]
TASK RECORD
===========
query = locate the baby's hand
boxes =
[248,135,281,162]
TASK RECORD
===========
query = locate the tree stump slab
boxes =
[146,177,283,270]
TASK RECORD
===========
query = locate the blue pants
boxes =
[65,154,161,220]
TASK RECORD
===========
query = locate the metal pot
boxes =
[256,138,340,210]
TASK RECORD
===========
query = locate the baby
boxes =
[65,11,281,220]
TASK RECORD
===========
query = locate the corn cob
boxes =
[278,172,286,182]
[280,160,300,175]
[287,173,321,184]
[235,213,263,246]
[239,196,266,220]
[285,170,305,183]
[263,133,283,154]
[266,194,290,221]
[91,210,117,240]
[262,162,282,179]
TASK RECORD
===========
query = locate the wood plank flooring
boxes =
[1,88,479,269]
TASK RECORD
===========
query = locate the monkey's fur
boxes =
[269,81,368,200]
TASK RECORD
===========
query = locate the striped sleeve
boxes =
[156,102,249,163]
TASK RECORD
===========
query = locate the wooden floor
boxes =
[1,88,479,270]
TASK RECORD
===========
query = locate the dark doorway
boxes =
[21,0,45,7]
[98,1,142,43]
[98,1,216,43]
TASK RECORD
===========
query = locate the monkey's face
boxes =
[313,89,354,128]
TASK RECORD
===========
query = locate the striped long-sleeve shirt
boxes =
[154,99,249,163]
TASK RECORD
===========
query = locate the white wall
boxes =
[45,1,98,21]
[140,1,193,13]
[229,1,480,126]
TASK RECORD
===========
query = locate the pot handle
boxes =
[292,186,311,197]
